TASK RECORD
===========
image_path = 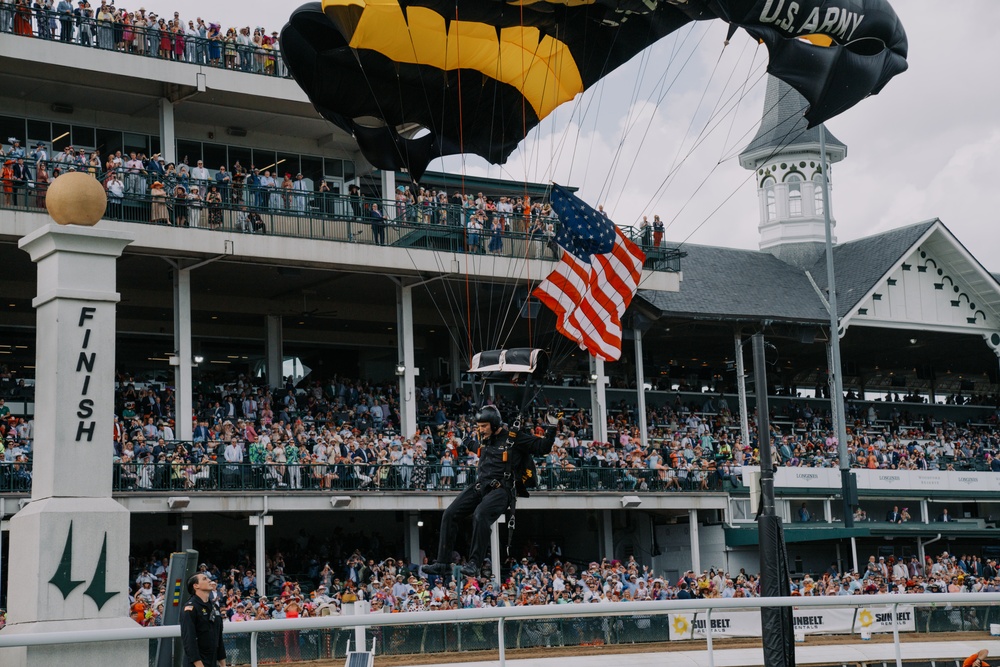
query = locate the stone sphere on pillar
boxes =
[45,171,108,226]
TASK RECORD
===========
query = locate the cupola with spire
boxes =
[740,76,847,268]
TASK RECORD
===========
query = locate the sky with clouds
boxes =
[137,1,999,260]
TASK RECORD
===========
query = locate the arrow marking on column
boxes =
[84,533,120,611]
[49,521,86,599]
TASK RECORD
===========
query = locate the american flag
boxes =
[532,184,645,361]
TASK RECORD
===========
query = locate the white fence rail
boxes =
[2,593,999,667]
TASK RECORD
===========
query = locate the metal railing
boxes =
[1,593,998,667]
[0,461,731,494]
[0,5,290,78]
[1,168,683,270]
[108,461,726,494]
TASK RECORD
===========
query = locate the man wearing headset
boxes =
[180,573,227,667]
[426,405,558,578]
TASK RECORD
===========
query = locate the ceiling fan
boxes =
[294,291,339,321]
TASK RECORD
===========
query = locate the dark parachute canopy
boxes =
[281,0,907,180]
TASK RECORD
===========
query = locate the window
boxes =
[72,125,96,150]
[176,140,203,167]
[813,173,825,215]
[228,145,253,173]
[253,149,277,172]
[96,129,124,157]
[27,120,51,146]
[762,177,776,221]
[202,143,228,172]
[276,153,300,179]
[123,132,150,156]
[0,116,26,147]
[324,158,343,179]
[52,123,73,152]
[785,172,803,217]
[300,155,323,191]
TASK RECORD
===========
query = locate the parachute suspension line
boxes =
[637,97,810,277]
[449,3,473,367]
[672,120,812,251]
[655,30,729,205]
[635,63,769,235]
[635,36,755,226]
[612,28,747,218]
[720,37,760,163]
[595,18,664,206]
[658,71,788,233]
[346,49,411,173]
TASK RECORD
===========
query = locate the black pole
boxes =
[754,333,775,517]
[753,333,795,667]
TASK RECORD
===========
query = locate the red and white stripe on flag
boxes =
[533,228,645,361]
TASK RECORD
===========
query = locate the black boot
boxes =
[460,561,479,577]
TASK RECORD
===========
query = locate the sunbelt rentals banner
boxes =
[668,605,915,640]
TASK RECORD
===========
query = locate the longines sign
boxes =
[740,467,1000,493]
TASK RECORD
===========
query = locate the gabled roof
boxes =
[739,76,846,169]
[808,220,939,318]
[638,244,828,323]
[639,220,941,324]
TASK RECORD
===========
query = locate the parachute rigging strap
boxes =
[501,376,543,557]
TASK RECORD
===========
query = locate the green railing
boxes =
[109,461,728,493]
[0,5,290,78]
[0,461,729,494]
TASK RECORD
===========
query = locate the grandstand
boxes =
[2,11,1000,662]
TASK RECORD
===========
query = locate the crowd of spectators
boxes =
[0,1,287,76]
[5,367,1000,497]
[123,543,1000,629]
[2,137,570,254]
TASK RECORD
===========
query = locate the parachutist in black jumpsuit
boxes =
[429,413,556,577]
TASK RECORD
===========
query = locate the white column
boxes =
[589,356,608,443]
[0,498,6,609]
[601,510,614,560]
[172,267,193,442]
[265,314,283,390]
[380,169,396,219]
[3,224,144,667]
[735,333,751,451]
[159,98,175,165]
[490,516,503,586]
[406,512,421,569]
[180,514,193,551]
[249,512,271,595]
[449,330,462,391]
[633,329,648,448]
[397,282,417,437]
[689,509,701,574]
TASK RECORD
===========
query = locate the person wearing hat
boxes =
[31,141,48,163]
[425,406,559,578]
[291,171,308,213]
[11,156,31,207]
[150,180,169,224]
[180,572,227,667]
[7,138,24,159]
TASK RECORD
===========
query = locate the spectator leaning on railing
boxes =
[1,1,289,76]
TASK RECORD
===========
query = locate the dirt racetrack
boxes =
[289,631,988,667]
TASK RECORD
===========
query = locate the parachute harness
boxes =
[504,414,521,558]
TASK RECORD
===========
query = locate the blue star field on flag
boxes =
[550,184,616,260]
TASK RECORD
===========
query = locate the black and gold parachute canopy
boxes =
[281,0,907,181]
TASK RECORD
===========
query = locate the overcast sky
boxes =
[139,1,999,260]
